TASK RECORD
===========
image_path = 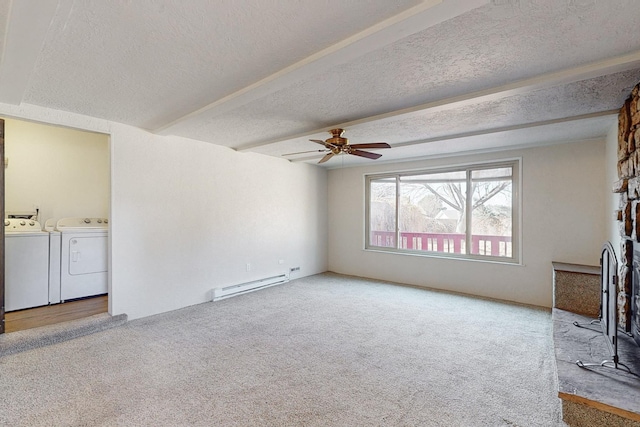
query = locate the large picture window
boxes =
[366,160,520,263]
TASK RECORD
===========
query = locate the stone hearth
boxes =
[552,265,640,427]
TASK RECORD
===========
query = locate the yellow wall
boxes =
[4,118,109,224]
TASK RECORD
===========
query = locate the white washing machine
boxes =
[56,217,109,301]
[4,219,50,311]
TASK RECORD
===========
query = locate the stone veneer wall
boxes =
[613,82,640,332]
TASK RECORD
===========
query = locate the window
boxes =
[366,160,520,263]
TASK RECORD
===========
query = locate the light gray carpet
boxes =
[0,273,566,426]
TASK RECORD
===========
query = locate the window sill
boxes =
[363,247,522,266]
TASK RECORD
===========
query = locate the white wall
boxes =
[111,126,328,319]
[0,103,328,320]
[606,122,622,258]
[4,118,109,223]
[328,139,607,308]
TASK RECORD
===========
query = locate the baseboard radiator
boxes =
[212,273,290,301]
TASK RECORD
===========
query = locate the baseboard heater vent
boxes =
[212,273,290,301]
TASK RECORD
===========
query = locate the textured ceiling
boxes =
[1,0,639,168]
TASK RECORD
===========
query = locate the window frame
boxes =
[364,158,521,264]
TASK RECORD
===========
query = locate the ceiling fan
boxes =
[283,128,391,164]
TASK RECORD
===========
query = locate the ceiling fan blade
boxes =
[350,149,383,160]
[349,142,391,149]
[311,138,339,149]
[318,152,335,164]
[281,149,328,156]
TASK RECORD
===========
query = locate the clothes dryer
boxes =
[4,219,50,311]
[56,217,108,301]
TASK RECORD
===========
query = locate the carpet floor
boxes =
[0,273,566,426]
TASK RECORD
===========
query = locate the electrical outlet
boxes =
[279,259,284,265]
[290,267,300,272]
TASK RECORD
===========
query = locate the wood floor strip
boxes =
[558,392,640,422]
[4,295,108,333]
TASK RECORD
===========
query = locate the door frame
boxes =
[1,118,5,334]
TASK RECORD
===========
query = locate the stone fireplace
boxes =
[633,252,640,347]
[549,82,640,427]
[613,82,640,345]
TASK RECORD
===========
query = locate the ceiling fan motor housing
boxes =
[326,128,348,152]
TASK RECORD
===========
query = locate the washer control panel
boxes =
[4,218,42,232]
[56,217,109,230]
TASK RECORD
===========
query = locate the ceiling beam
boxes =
[285,110,618,163]
[237,51,640,152]
[154,0,490,136]
[0,0,66,105]
[387,110,618,149]
[320,137,608,170]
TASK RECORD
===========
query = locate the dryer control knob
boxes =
[29,221,35,226]
[19,220,26,226]
[97,219,102,223]
[84,218,91,224]
[4,219,9,227]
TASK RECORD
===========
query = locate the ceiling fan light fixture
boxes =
[282,128,391,164]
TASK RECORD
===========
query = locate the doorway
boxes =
[1,117,110,334]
